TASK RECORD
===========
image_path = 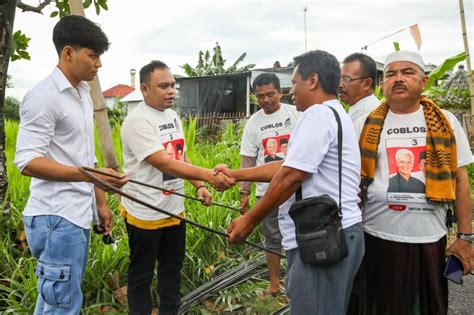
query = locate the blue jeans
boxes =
[23,215,90,315]
[286,222,365,315]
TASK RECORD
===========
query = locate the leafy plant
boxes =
[50,0,108,18]
[1,118,278,313]
[425,52,466,90]
[10,31,30,62]
[181,42,255,77]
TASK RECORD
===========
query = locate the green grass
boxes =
[0,118,277,313]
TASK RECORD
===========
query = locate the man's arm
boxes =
[216,160,283,183]
[227,166,306,243]
[239,155,257,213]
[183,155,212,205]
[22,157,128,188]
[446,166,473,274]
[145,150,234,191]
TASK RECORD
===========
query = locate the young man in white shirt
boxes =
[239,72,299,295]
[339,53,380,122]
[121,60,234,315]
[15,16,127,314]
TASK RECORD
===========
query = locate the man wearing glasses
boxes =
[239,72,300,296]
[339,53,380,121]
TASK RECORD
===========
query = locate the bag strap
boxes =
[295,105,343,217]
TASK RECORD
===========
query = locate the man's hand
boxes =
[97,205,113,235]
[239,193,250,214]
[446,239,473,275]
[95,168,128,190]
[227,214,257,244]
[207,171,235,191]
[197,186,212,206]
[213,164,234,179]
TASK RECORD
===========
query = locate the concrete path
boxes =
[448,273,474,315]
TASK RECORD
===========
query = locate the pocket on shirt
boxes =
[35,261,71,308]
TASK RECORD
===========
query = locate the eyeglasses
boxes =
[340,77,370,84]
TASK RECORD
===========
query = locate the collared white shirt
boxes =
[348,94,380,122]
[14,67,96,229]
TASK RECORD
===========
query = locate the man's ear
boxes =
[140,83,148,96]
[363,78,374,91]
[309,73,319,90]
[421,75,428,90]
[62,46,74,62]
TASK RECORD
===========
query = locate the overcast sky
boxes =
[6,0,473,100]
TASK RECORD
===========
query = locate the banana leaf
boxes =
[425,52,466,90]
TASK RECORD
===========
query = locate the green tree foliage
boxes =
[10,31,31,61]
[181,42,255,77]
[425,52,466,90]
[107,98,127,124]
[4,96,20,121]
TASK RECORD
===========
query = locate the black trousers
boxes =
[126,221,186,315]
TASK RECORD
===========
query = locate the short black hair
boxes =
[419,151,426,162]
[343,53,377,88]
[140,60,169,84]
[53,15,109,55]
[252,73,281,90]
[280,138,288,145]
[293,50,340,96]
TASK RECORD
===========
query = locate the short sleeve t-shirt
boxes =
[121,102,186,221]
[353,107,473,243]
[240,103,300,196]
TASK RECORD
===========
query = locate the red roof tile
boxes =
[103,84,135,98]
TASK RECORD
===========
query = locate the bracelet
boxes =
[195,185,207,192]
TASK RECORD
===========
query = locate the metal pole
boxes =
[458,0,474,146]
[246,75,250,117]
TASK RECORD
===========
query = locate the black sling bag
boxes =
[288,106,348,266]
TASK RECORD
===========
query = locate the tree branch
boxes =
[17,0,52,14]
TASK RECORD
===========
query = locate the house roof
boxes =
[443,65,469,90]
[103,84,134,98]
[175,71,251,81]
[121,90,143,103]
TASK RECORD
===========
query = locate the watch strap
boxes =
[456,233,473,242]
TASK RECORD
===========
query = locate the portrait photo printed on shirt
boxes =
[261,131,291,163]
[161,132,185,193]
[386,137,434,213]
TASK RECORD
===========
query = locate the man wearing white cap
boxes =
[353,50,473,314]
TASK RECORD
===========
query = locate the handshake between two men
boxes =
[87,159,288,247]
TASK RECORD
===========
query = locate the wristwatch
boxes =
[456,233,474,243]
